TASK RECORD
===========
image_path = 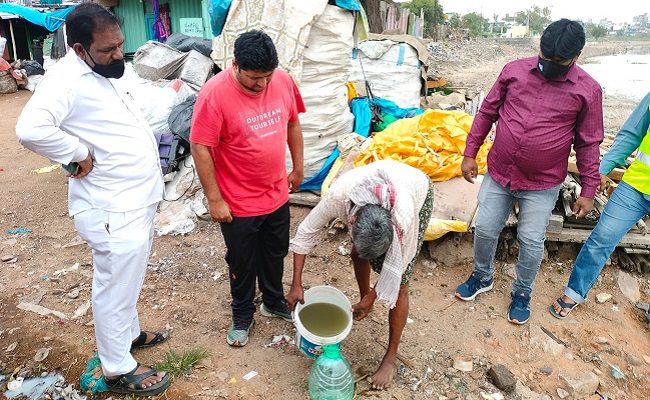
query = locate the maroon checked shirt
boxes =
[464,56,604,198]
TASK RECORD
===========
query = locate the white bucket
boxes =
[294,285,353,359]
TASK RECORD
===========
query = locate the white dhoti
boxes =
[74,204,157,376]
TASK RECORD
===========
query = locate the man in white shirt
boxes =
[288,159,434,390]
[16,3,170,397]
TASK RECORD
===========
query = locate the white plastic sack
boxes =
[289,4,355,181]
[133,41,214,90]
[349,39,421,109]
[155,156,207,236]
[0,37,6,57]
[124,58,195,134]
[24,74,43,92]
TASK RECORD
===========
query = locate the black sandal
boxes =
[104,363,171,396]
[130,330,170,352]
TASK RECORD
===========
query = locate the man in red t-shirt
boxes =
[190,30,305,347]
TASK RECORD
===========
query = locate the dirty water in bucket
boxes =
[294,285,353,358]
[298,302,350,337]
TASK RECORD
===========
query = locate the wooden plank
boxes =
[623,247,650,255]
[426,77,447,89]
[567,159,625,181]
[547,214,564,234]
[289,192,320,207]
[546,228,650,249]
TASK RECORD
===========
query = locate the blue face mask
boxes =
[84,46,125,79]
[537,56,572,79]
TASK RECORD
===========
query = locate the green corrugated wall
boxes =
[114,0,212,54]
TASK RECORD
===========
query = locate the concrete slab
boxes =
[431,176,481,225]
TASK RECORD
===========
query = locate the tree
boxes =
[585,23,608,39]
[401,0,445,39]
[461,12,488,38]
[448,13,461,29]
[514,6,552,36]
[359,0,383,33]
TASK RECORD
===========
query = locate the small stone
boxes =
[2,238,17,246]
[216,371,229,382]
[1,255,16,262]
[625,353,643,366]
[643,355,650,365]
[595,293,612,303]
[557,387,570,399]
[67,289,80,299]
[502,263,517,280]
[488,364,516,392]
[540,367,553,375]
[452,356,473,372]
[617,271,640,303]
[594,336,608,344]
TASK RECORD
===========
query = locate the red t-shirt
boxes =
[190,68,305,216]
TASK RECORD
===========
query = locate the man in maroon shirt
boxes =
[454,19,604,325]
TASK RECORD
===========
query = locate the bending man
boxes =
[288,159,433,389]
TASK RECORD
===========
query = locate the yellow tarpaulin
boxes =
[351,109,492,239]
[354,109,491,181]
[424,218,468,241]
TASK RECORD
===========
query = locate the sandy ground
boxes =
[1,39,650,400]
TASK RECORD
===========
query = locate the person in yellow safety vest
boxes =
[550,91,650,320]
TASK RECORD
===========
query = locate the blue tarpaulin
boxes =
[0,4,74,32]
[335,0,362,11]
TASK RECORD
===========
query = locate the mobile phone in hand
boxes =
[62,162,80,175]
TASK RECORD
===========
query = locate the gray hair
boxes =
[351,204,393,260]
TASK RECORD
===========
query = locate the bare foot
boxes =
[367,360,397,390]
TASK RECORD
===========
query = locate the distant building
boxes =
[506,25,528,38]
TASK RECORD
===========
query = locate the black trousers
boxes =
[220,201,290,322]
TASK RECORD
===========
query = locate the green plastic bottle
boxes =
[308,344,354,400]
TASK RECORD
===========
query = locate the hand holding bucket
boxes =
[294,286,353,359]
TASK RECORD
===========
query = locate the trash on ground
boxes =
[7,228,32,235]
[265,334,293,348]
[17,301,67,320]
[34,347,50,362]
[30,164,61,174]
[242,371,258,380]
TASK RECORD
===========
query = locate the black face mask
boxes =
[537,56,572,79]
[84,46,125,79]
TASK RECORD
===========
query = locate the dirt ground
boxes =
[2,39,650,400]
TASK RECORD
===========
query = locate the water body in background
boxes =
[581,48,650,102]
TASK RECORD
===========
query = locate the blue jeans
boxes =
[566,181,650,304]
[473,172,561,295]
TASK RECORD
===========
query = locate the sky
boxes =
[437,0,649,24]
